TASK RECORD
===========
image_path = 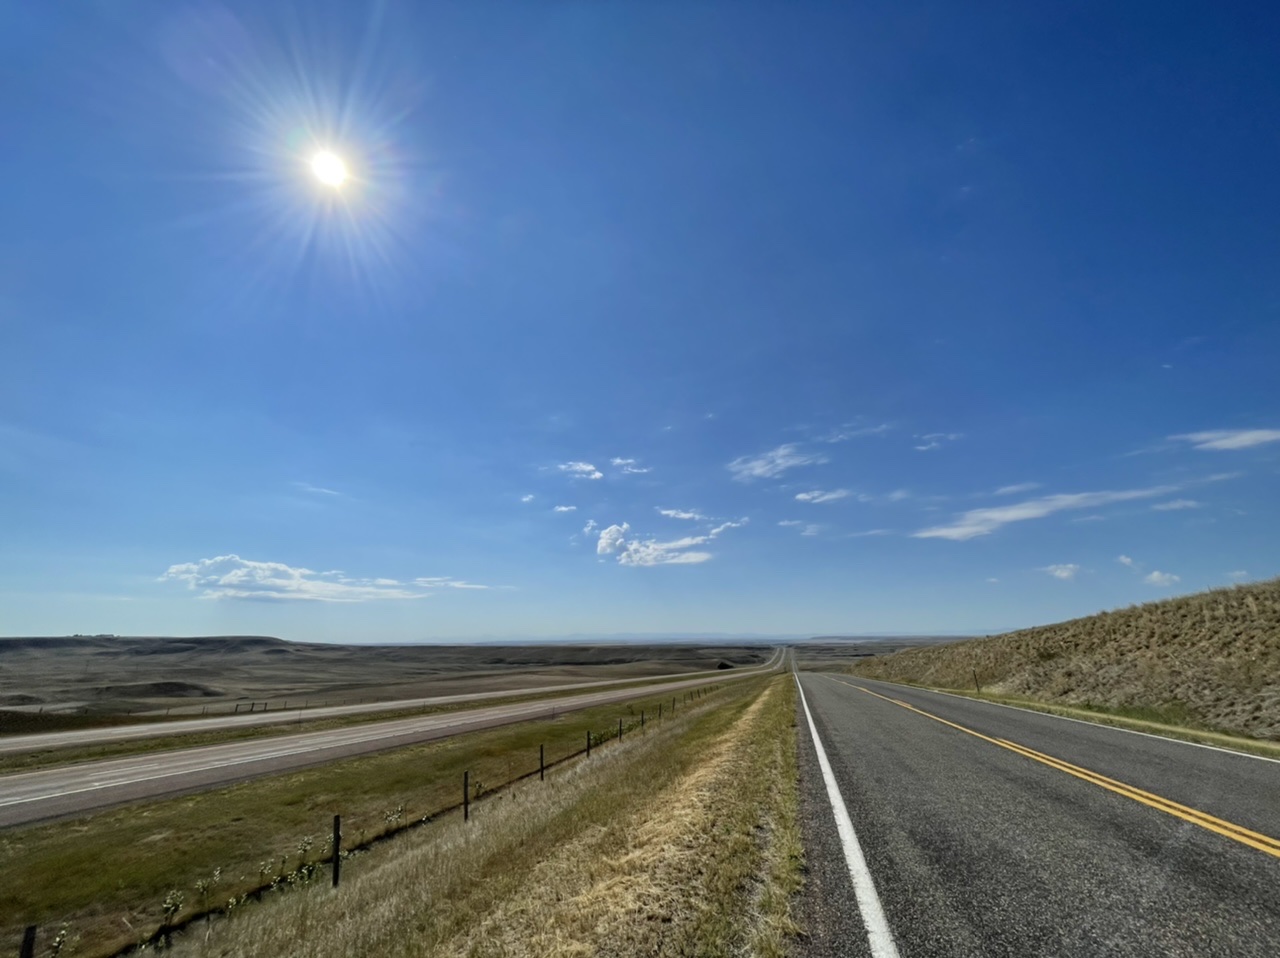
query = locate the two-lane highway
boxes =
[0,656,779,828]
[0,648,784,756]
[795,672,1280,957]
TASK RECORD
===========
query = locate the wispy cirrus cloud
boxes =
[994,483,1039,496]
[1041,564,1080,580]
[1145,570,1180,587]
[1170,429,1280,451]
[728,443,828,481]
[558,461,603,480]
[160,555,489,602]
[595,518,747,567]
[795,489,851,504]
[914,432,963,452]
[1152,499,1200,511]
[913,485,1178,540]
[553,505,577,512]
[293,481,340,496]
[818,423,891,443]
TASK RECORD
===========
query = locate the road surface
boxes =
[0,648,783,756]
[795,672,1280,958]
[0,658,777,828]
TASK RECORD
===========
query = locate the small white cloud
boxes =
[553,505,577,513]
[1042,564,1080,581]
[520,494,535,503]
[728,443,828,481]
[1170,429,1280,451]
[800,524,823,536]
[161,555,489,602]
[559,461,603,480]
[1117,555,1136,568]
[914,485,1179,541]
[778,520,803,527]
[886,489,911,502]
[611,457,651,474]
[1226,570,1249,580]
[617,540,714,566]
[596,523,630,555]
[986,577,1000,584]
[413,577,491,590]
[994,483,1040,496]
[1145,570,1180,587]
[1072,514,1106,523]
[1152,499,1200,511]
[915,432,963,452]
[796,489,851,504]
[583,519,598,535]
[596,517,745,566]
[848,528,893,537]
[658,508,707,520]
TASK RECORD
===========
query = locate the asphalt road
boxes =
[795,672,1280,958]
[0,649,783,756]
[0,660,777,828]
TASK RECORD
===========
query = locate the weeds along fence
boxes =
[13,684,729,958]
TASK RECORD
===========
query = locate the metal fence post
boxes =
[464,771,470,822]
[332,815,341,888]
[618,717,623,741]
[539,744,545,781]
[20,925,36,958]
[586,730,591,757]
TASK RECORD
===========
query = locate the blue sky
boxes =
[3,1,1278,642]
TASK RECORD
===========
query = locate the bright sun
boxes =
[311,150,348,187]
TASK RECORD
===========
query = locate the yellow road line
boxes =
[827,677,1280,860]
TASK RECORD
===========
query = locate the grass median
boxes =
[0,683,732,958]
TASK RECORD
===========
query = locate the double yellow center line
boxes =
[830,678,1280,860]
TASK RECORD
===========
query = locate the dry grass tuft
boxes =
[852,578,1280,740]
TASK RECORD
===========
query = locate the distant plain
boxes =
[0,636,770,724]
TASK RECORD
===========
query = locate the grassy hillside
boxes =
[851,579,1280,740]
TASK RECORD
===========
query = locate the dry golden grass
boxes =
[0,687,702,957]
[165,677,800,958]
[852,578,1280,740]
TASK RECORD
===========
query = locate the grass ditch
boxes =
[0,668,764,775]
[162,674,799,958]
[0,683,730,957]
[867,679,1280,760]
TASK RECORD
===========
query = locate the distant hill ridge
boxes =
[851,579,1280,740]
[0,635,287,653]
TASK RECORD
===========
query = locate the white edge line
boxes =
[845,677,1280,766]
[794,672,901,958]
